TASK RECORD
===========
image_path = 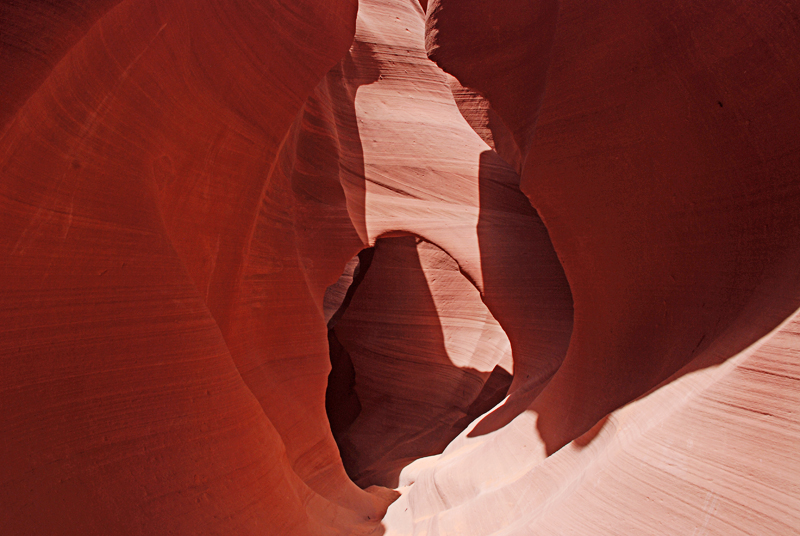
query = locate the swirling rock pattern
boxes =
[333,235,513,488]
[2,0,799,535]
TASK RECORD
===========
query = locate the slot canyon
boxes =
[1,0,799,534]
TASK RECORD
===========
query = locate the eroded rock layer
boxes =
[1,0,386,534]
[2,0,800,535]
[384,1,800,534]
[333,236,513,488]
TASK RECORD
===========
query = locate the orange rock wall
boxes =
[382,1,800,534]
[0,0,390,534]
[333,236,513,488]
[3,0,800,535]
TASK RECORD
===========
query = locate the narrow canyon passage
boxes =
[1,0,800,535]
[324,236,515,488]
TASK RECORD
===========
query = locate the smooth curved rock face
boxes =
[426,0,800,449]
[382,0,800,534]
[0,0,123,128]
[0,0,392,534]
[1,0,568,532]
[3,0,800,535]
[333,236,513,488]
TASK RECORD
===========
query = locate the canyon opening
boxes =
[2,0,800,534]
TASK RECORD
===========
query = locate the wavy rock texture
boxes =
[383,0,800,534]
[2,0,800,535]
[333,236,513,488]
[0,0,390,534]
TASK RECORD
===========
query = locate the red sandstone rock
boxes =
[333,236,513,488]
[0,0,392,534]
[330,0,573,404]
[382,0,800,534]
[308,0,570,492]
[3,0,800,535]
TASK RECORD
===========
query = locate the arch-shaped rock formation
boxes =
[2,0,799,534]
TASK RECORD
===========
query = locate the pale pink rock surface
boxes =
[2,0,799,534]
[333,236,513,488]
[379,1,800,534]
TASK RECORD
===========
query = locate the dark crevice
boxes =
[327,247,375,330]
[456,365,513,430]
[325,329,362,438]
[324,237,514,487]
[325,248,374,439]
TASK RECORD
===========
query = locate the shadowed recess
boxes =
[324,236,514,488]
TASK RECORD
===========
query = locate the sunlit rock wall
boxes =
[2,0,799,535]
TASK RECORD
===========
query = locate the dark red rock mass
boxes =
[2,0,799,535]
